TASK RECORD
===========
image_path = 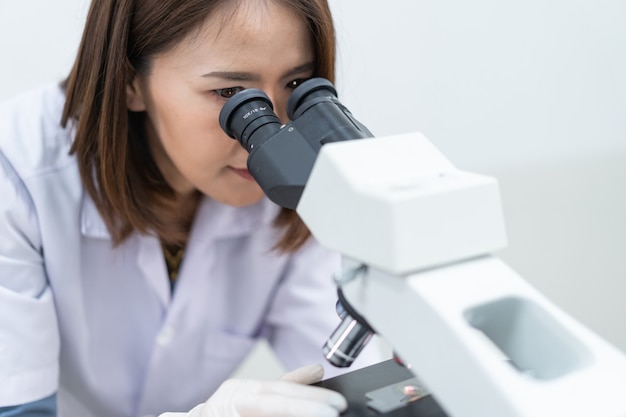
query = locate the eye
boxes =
[215,86,244,99]
[286,78,309,90]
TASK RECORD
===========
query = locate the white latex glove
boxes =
[159,364,347,417]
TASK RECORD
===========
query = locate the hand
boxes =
[159,364,347,417]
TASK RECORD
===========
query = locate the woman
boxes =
[0,0,380,416]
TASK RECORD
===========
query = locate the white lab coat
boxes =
[0,85,379,417]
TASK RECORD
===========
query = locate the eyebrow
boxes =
[201,62,315,81]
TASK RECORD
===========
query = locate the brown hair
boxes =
[61,0,336,252]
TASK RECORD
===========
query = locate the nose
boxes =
[264,88,289,124]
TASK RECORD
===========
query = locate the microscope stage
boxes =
[314,360,449,417]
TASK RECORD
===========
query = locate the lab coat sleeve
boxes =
[263,236,386,379]
[0,394,56,417]
[0,152,60,407]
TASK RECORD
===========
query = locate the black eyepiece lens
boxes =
[287,78,338,120]
[219,89,273,138]
[218,89,282,151]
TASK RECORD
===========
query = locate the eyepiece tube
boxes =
[287,78,338,120]
[218,89,283,152]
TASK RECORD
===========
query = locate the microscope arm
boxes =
[296,132,626,417]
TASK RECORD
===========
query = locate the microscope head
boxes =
[218,78,373,209]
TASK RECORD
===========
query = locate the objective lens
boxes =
[324,290,375,368]
[323,314,374,368]
[218,89,283,152]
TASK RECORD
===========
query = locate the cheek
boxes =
[153,95,229,155]
[157,96,214,137]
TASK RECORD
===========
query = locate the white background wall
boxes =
[1,0,624,379]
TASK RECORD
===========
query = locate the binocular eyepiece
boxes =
[219,78,339,152]
[218,77,373,210]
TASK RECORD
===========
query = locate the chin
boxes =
[214,189,266,208]
[227,195,266,207]
[198,179,266,207]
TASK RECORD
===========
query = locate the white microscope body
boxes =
[297,132,626,417]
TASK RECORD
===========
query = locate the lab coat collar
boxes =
[80,191,281,308]
[80,191,281,241]
[189,196,280,242]
[80,191,111,239]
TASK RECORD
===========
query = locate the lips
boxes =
[230,167,254,181]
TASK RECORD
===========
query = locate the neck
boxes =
[159,189,202,247]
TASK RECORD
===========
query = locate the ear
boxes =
[126,76,147,111]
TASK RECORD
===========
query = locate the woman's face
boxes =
[128,1,315,206]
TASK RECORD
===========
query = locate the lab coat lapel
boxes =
[80,193,280,311]
[168,197,279,310]
[137,234,171,308]
[166,197,233,311]
[80,190,110,239]
[81,191,171,308]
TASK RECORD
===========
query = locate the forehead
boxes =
[154,0,313,73]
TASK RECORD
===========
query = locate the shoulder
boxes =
[0,83,75,179]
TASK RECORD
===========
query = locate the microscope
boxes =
[219,79,626,417]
